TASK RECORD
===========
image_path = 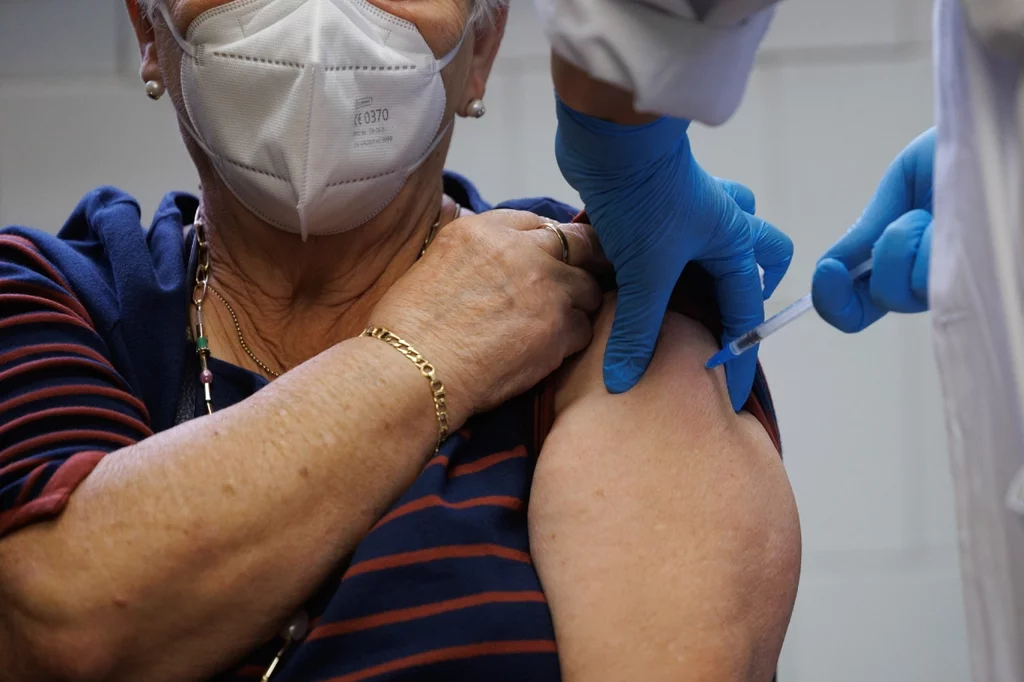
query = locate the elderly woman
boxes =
[0,1,799,681]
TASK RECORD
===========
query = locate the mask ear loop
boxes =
[153,1,225,172]
[403,28,464,175]
[154,0,292,233]
[156,1,199,59]
[402,23,466,186]
[419,27,467,164]
[350,32,464,236]
[436,32,466,71]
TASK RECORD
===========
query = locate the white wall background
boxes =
[0,1,969,680]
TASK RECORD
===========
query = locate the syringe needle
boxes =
[705,258,873,369]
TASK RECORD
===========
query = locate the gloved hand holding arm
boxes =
[812,128,935,332]
[553,60,793,409]
[542,1,789,409]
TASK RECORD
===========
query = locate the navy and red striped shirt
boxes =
[0,172,780,681]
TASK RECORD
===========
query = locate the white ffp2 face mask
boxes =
[158,0,463,238]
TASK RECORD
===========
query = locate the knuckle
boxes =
[906,208,932,222]
[734,231,757,253]
[887,210,930,244]
[559,220,588,239]
[877,225,907,252]
[491,208,542,229]
[888,218,915,239]
[521,264,548,289]
[778,230,795,253]
[543,290,571,326]
[556,285,575,312]
[564,222,596,253]
[435,220,472,248]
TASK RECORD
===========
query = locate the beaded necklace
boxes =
[187,205,454,680]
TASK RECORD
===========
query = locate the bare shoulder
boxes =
[529,293,801,682]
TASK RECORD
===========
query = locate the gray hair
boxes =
[467,0,507,27]
[137,0,507,28]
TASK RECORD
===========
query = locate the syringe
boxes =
[705,258,873,369]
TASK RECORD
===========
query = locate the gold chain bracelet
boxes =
[361,327,450,452]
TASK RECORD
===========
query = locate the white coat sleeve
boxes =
[533,0,780,124]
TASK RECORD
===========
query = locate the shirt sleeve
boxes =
[533,0,779,124]
[0,234,153,537]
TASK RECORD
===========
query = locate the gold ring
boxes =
[540,223,570,264]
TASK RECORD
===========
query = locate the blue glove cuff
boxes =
[555,96,691,169]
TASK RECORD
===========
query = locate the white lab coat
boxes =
[534,0,1024,679]
[532,0,779,124]
[932,0,1024,679]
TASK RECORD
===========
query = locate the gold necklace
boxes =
[200,206,458,382]
[188,204,458,680]
[207,285,282,378]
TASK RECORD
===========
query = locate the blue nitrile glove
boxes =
[812,129,934,333]
[555,97,794,410]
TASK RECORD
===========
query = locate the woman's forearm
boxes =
[0,336,442,682]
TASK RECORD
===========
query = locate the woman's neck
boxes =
[195,173,460,377]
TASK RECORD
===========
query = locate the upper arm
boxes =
[0,234,153,679]
[529,293,800,682]
[0,234,150,538]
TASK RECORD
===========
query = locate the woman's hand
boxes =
[370,209,606,424]
[0,211,606,682]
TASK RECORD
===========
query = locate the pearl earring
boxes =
[466,99,486,119]
[145,80,165,101]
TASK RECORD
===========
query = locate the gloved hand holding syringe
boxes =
[706,258,873,368]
